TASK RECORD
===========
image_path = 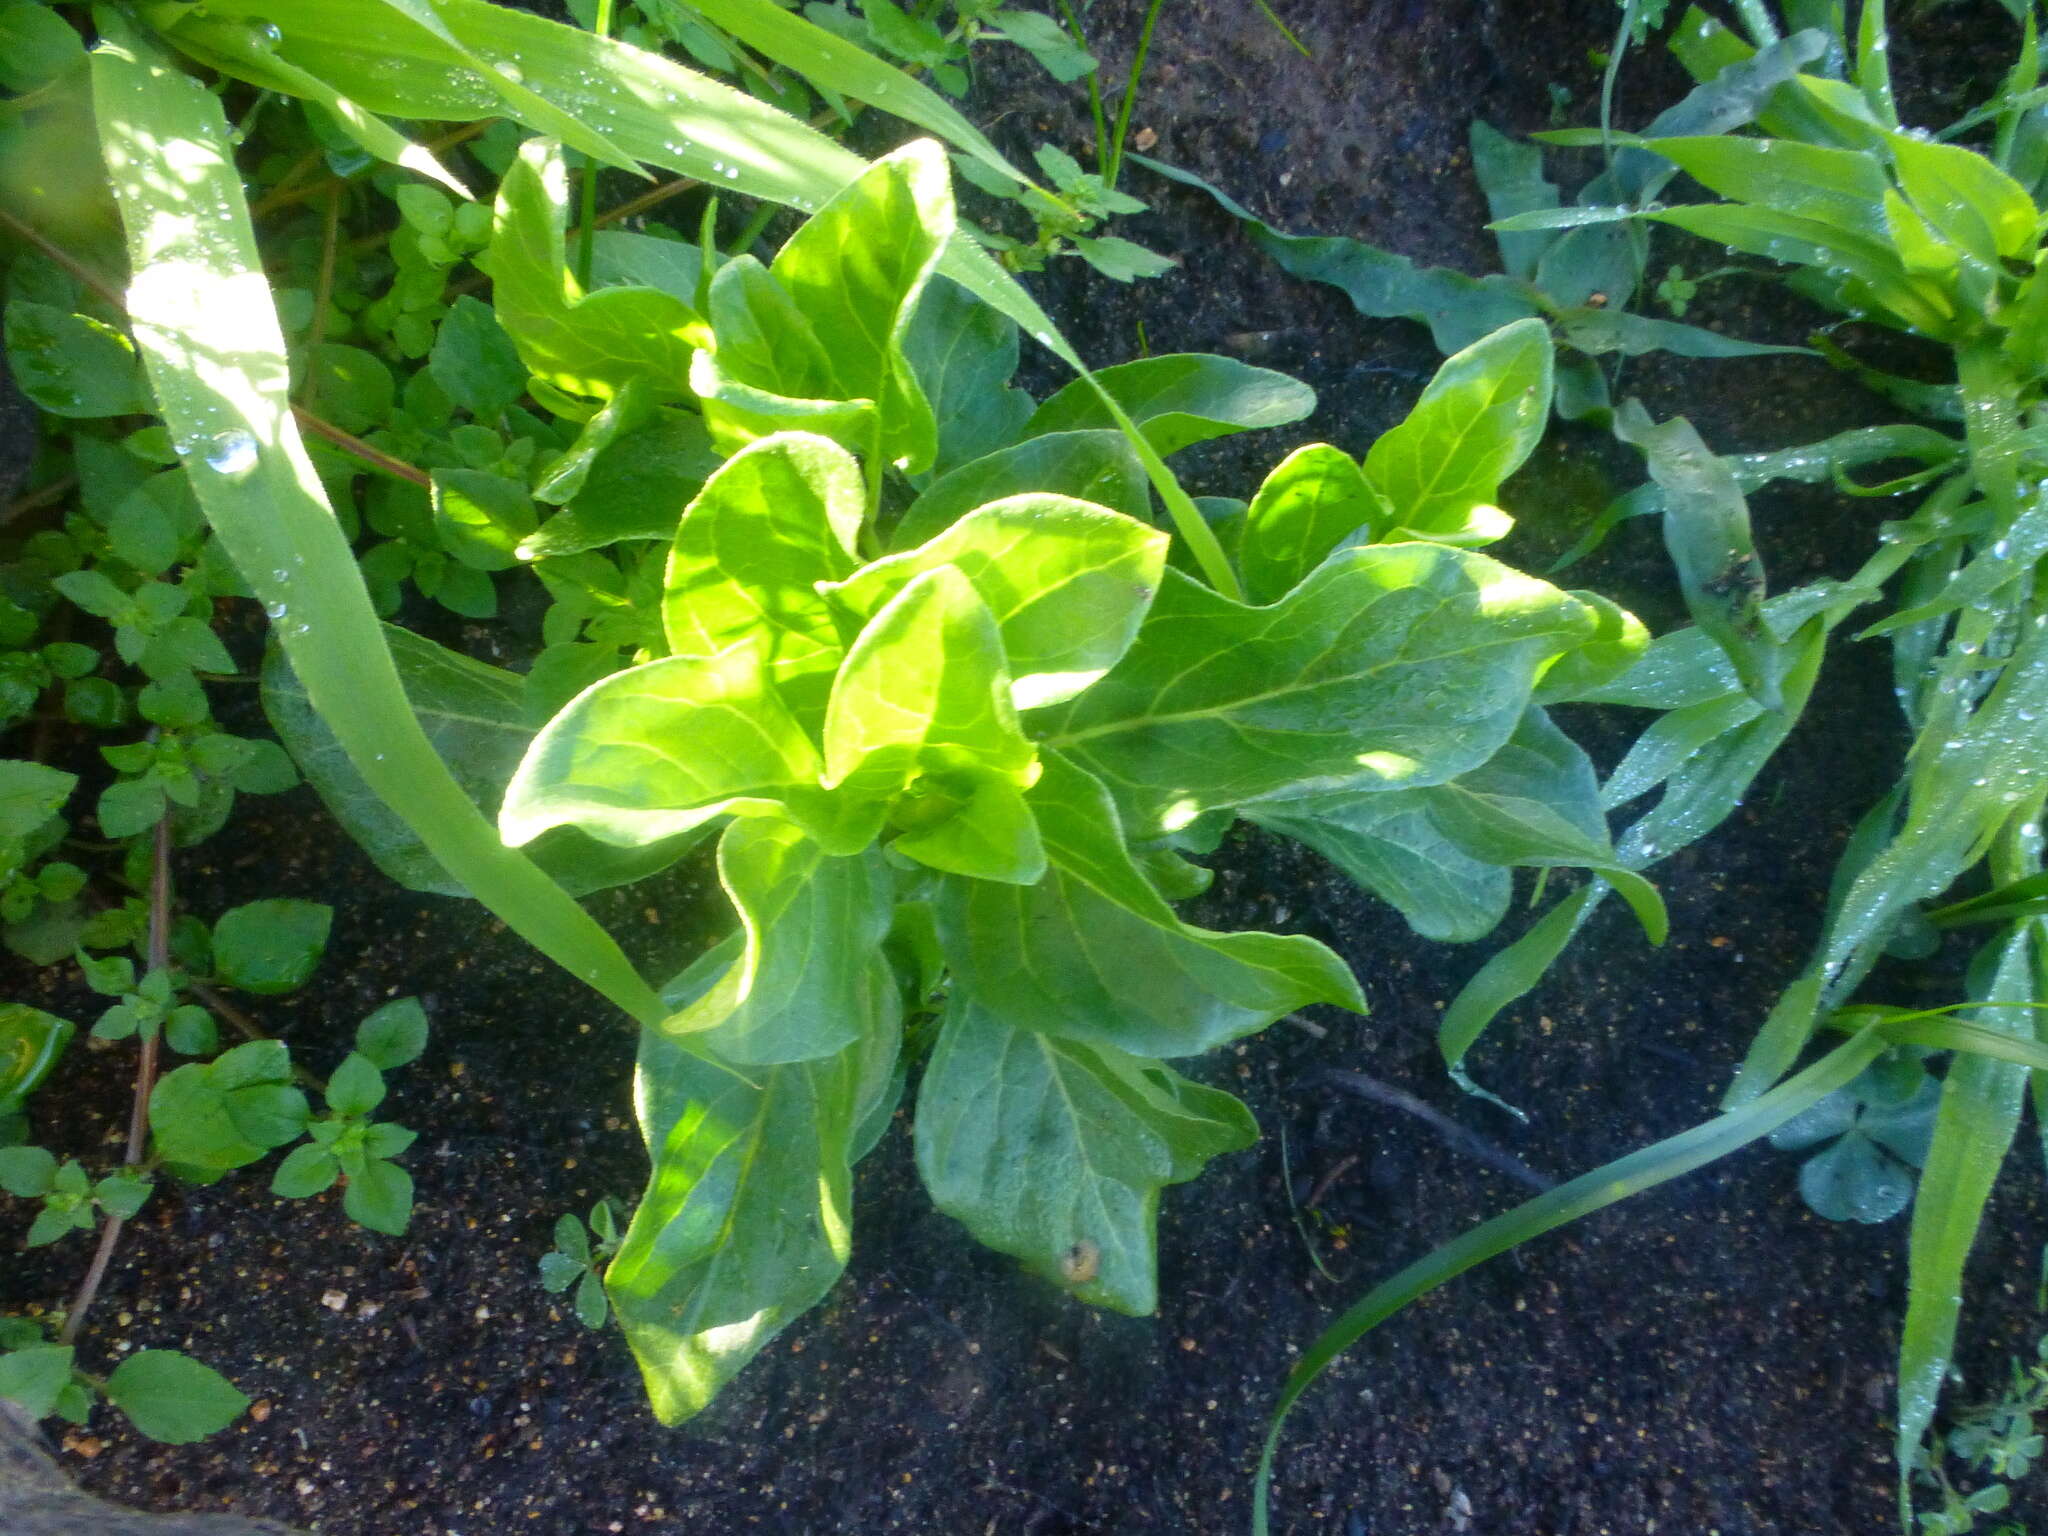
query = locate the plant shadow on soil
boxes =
[8,2,2048,1532]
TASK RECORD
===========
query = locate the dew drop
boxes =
[203,430,260,478]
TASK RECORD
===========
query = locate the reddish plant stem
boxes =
[59,818,173,1348]
[292,404,432,487]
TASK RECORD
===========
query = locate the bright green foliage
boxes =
[482,121,1643,1424]
[0,0,1663,1471]
[101,1351,250,1445]
[539,1200,623,1330]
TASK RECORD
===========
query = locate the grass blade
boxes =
[1894,924,2041,1520]
[90,14,665,1027]
[1253,1023,1896,1536]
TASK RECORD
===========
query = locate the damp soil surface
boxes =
[10,3,2048,1534]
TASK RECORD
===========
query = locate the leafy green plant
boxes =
[539,1198,623,1329]
[1220,5,2048,1530]
[0,0,1678,1451]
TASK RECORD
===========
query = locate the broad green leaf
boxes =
[823,566,1038,809]
[825,496,1167,711]
[1025,354,1315,457]
[665,819,893,1065]
[522,414,721,558]
[607,956,897,1424]
[935,751,1364,1057]
[356,997,429,1070]
[1260,709,1661,943]
[1470,120,1560,283]
[1256,791,1510,942]
[1896,929,2039,1516]
[326,1052,386,1117]
[1237,444,1388,605]
[0,2,82,94]
[915,999,1256,1314]
[1613,402,1781,710]
[486,138,711,403]
[1641,134,1891,239]
[1362,318,1552,545]
[1530,591,1650,704]
[1553,308,1811,360]
[211,899,331,996]
[587,230,706,304]
[502,647,844,851]
[3,300,148,419]
[766,138,952,475]
[431,468,535,571]
[663,431,863,723]
[104,1350,249,1444]
[149,1040,309,1175]
[0,1344,75,1420]
[93,18,663,1028]
[1035,551,1597,836]
[0,759,76,837]
[901,274,1034,479]
[429,294,527,422]
[689,254,874,458]
[890,430,1149,551]
[1886,128,2039,263]
[263,627,694,897]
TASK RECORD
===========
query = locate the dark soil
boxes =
[9,3,2048,1534]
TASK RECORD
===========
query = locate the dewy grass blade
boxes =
[1894,925,2041,1519]
[182,0,1239,596]
[1252,1022,1901,1536]
[89,13,664,1028]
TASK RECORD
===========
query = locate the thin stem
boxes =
[1054,0,1111,171]
[1102,0,1168,191]
[0,207,123,312]
[59,819,172,1347]
[296,186,343,414]
[0,473,77,529]
[292,404,432,487]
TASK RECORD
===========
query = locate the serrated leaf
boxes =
[3,301,148,419]
[0,1344,76,1420]
[271,1142,340,1198]
[211,898,331,995]
[326,1052,386,1117]
[342,1157,413,1234]
[915,998,1255,1313]
[0,760,77,838]
[356,997,429,1070]
[104,1350,248,1443]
